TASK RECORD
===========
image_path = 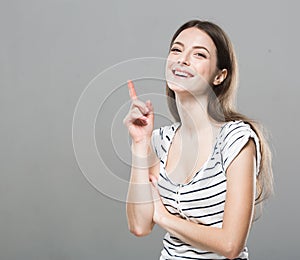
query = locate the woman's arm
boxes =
[126,140,159,236]
[151,139,257,258]
[123,96,159,237]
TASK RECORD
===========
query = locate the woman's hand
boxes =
[123,99,154,144]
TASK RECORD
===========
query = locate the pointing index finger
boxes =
[127,80,137,100]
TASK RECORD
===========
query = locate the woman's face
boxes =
[166,27,220,96]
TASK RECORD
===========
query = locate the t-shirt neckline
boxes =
[162,121,230,186]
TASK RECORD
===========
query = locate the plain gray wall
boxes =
[1,0,299,259]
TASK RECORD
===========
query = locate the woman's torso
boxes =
[151,120,260,259]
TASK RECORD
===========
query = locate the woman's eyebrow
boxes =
[172,41,210,54]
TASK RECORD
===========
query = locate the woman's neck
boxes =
[175,93,213,137]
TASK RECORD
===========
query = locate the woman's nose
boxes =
[177,52,190,66]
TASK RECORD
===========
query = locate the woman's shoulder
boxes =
[220,120,259,149]
[152,121,181,140]
[220,120,258,140]
[220,120,261,174]
[151,122,180,159]
[222,119,253,132]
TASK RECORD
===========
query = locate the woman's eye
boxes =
[170,48,181,53]
[195,53,206,58]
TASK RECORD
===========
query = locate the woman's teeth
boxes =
[172,69,193,78]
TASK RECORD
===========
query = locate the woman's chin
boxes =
[167,82,189,93]
[167,82,211,97]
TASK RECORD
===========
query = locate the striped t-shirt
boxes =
[151,120,261,260]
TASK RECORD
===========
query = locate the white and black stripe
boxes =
[151,120,261,260]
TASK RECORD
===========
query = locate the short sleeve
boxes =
[221,121,261,176]
[151,128,161,159]
[151,122,180,161]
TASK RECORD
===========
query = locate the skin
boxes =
[124,27,256,259]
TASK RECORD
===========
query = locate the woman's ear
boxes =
[213,69,228,85]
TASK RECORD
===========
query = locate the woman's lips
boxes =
[171,68,194,78]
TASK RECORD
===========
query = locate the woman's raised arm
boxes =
[123,81,158,236]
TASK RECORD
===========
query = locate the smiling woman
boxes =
[165,27,228,103]
[123,20,273,260]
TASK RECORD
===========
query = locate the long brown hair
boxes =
[166,20,273,218]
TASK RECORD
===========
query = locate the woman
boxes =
[123,20,273,260]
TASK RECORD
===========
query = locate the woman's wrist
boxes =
[131,139,153,169]
[131,138,151,154]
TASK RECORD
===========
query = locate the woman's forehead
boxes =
[173,27,216,52]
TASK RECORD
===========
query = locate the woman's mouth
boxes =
[172,68,194,78]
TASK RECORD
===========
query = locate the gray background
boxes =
[1,0,299,259]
